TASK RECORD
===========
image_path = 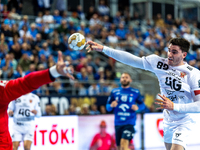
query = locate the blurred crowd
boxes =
[0,0,200,113]
[43,103,107,116]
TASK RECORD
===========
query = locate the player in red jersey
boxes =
[90,121,112,150]
[0,51,73,150]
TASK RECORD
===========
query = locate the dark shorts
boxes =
[115,124,135,146]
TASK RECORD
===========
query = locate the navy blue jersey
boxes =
[106,87,145,126]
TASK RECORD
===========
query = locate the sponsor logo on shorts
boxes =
[176,133,181,138]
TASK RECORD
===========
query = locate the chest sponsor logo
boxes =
[165,77,182,91]
[30,99,33,103]
[119,104,129,112]
[176,133,181,138]
[165,89,175,95]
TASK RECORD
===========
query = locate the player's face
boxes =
[167,44,187,66]
[120,73,132,87]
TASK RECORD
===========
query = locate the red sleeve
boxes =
[0,69,54,104]
[90,134,98,147]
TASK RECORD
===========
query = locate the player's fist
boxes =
[31,110,37,115]
[111,100,118,108]
[8,110,14,116]
[131,105,138,111]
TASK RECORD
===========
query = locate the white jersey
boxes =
[8,93,41,125]
[142,54,200,122]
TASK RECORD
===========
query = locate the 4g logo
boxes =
[165,77,182,91]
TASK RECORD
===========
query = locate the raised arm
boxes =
[0,51,73,104]
[86,41,145,69]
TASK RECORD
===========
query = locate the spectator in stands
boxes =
[31,33,43,51]
[11,24,20,37]
[115,23,127,40]
[57,20,69,35]
[89,13,100,27]
[69,105,76,115]
[29,23,38,40]
[18,15,29,30]
[155,13,165,28]
[69,12,79,27]
[165,14,173,27]
[90,104,100,115]
[51,104,58,115]
[19,25,31,39]
[2,4,9,19]
[53,9,62,24]
[88,83,100,95]
[1,22,12,37]
[108,30,118,44]
[43,10,54,24]
[87,65,95,81]
[4,13,16,27]
[10,7,21,20]
[90,120,112,150]
[49,81,66,94]
[39,42,51,58]
[61,11,70,22]
[25,63,36,75]
[35,11,43,24]
[13,65,25,78]
[78,83,88,95]
[81,103,90,115]
[0,34,9,59]
[0,54,13,79]
[77,5,85,21]
[100,105,107,114]
[18,53,31,71]
[98,0,110,16]
[86,6,96,20]
[43,104,52,116]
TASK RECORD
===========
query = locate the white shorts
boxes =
[163,120,193,149]
[11,122,35,142]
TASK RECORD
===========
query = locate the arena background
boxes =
[1,0,200,149]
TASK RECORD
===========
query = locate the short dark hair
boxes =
[169,38,190,53]
[122,72,131,78]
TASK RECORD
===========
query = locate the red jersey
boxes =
[0,69,54,150]
[90,133,112,150]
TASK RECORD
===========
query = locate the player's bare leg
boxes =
[170,144,185,150]
[13,141,20,150]
[120,138,130,150]
[24,140,32,150]
[165,143,185,150]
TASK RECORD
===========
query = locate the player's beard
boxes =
[121,81,130,87]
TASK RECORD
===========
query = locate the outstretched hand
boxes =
[56,51,74,80]
[86,41,104,53]
[155,94,174,110]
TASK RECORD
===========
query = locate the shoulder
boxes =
[129,87,140,94]
[30,93,40,100]
[111,88,120,94]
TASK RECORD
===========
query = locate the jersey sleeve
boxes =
[0,69,54,104]
[106,90,115,112]
[34,94,42,118]
[142,54,161,72]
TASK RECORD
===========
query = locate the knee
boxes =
[24,145,31,150]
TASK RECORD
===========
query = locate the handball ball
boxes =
[68,33,86,51]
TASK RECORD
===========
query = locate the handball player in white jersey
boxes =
[8,93,41,150]
[86,38,200,150]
